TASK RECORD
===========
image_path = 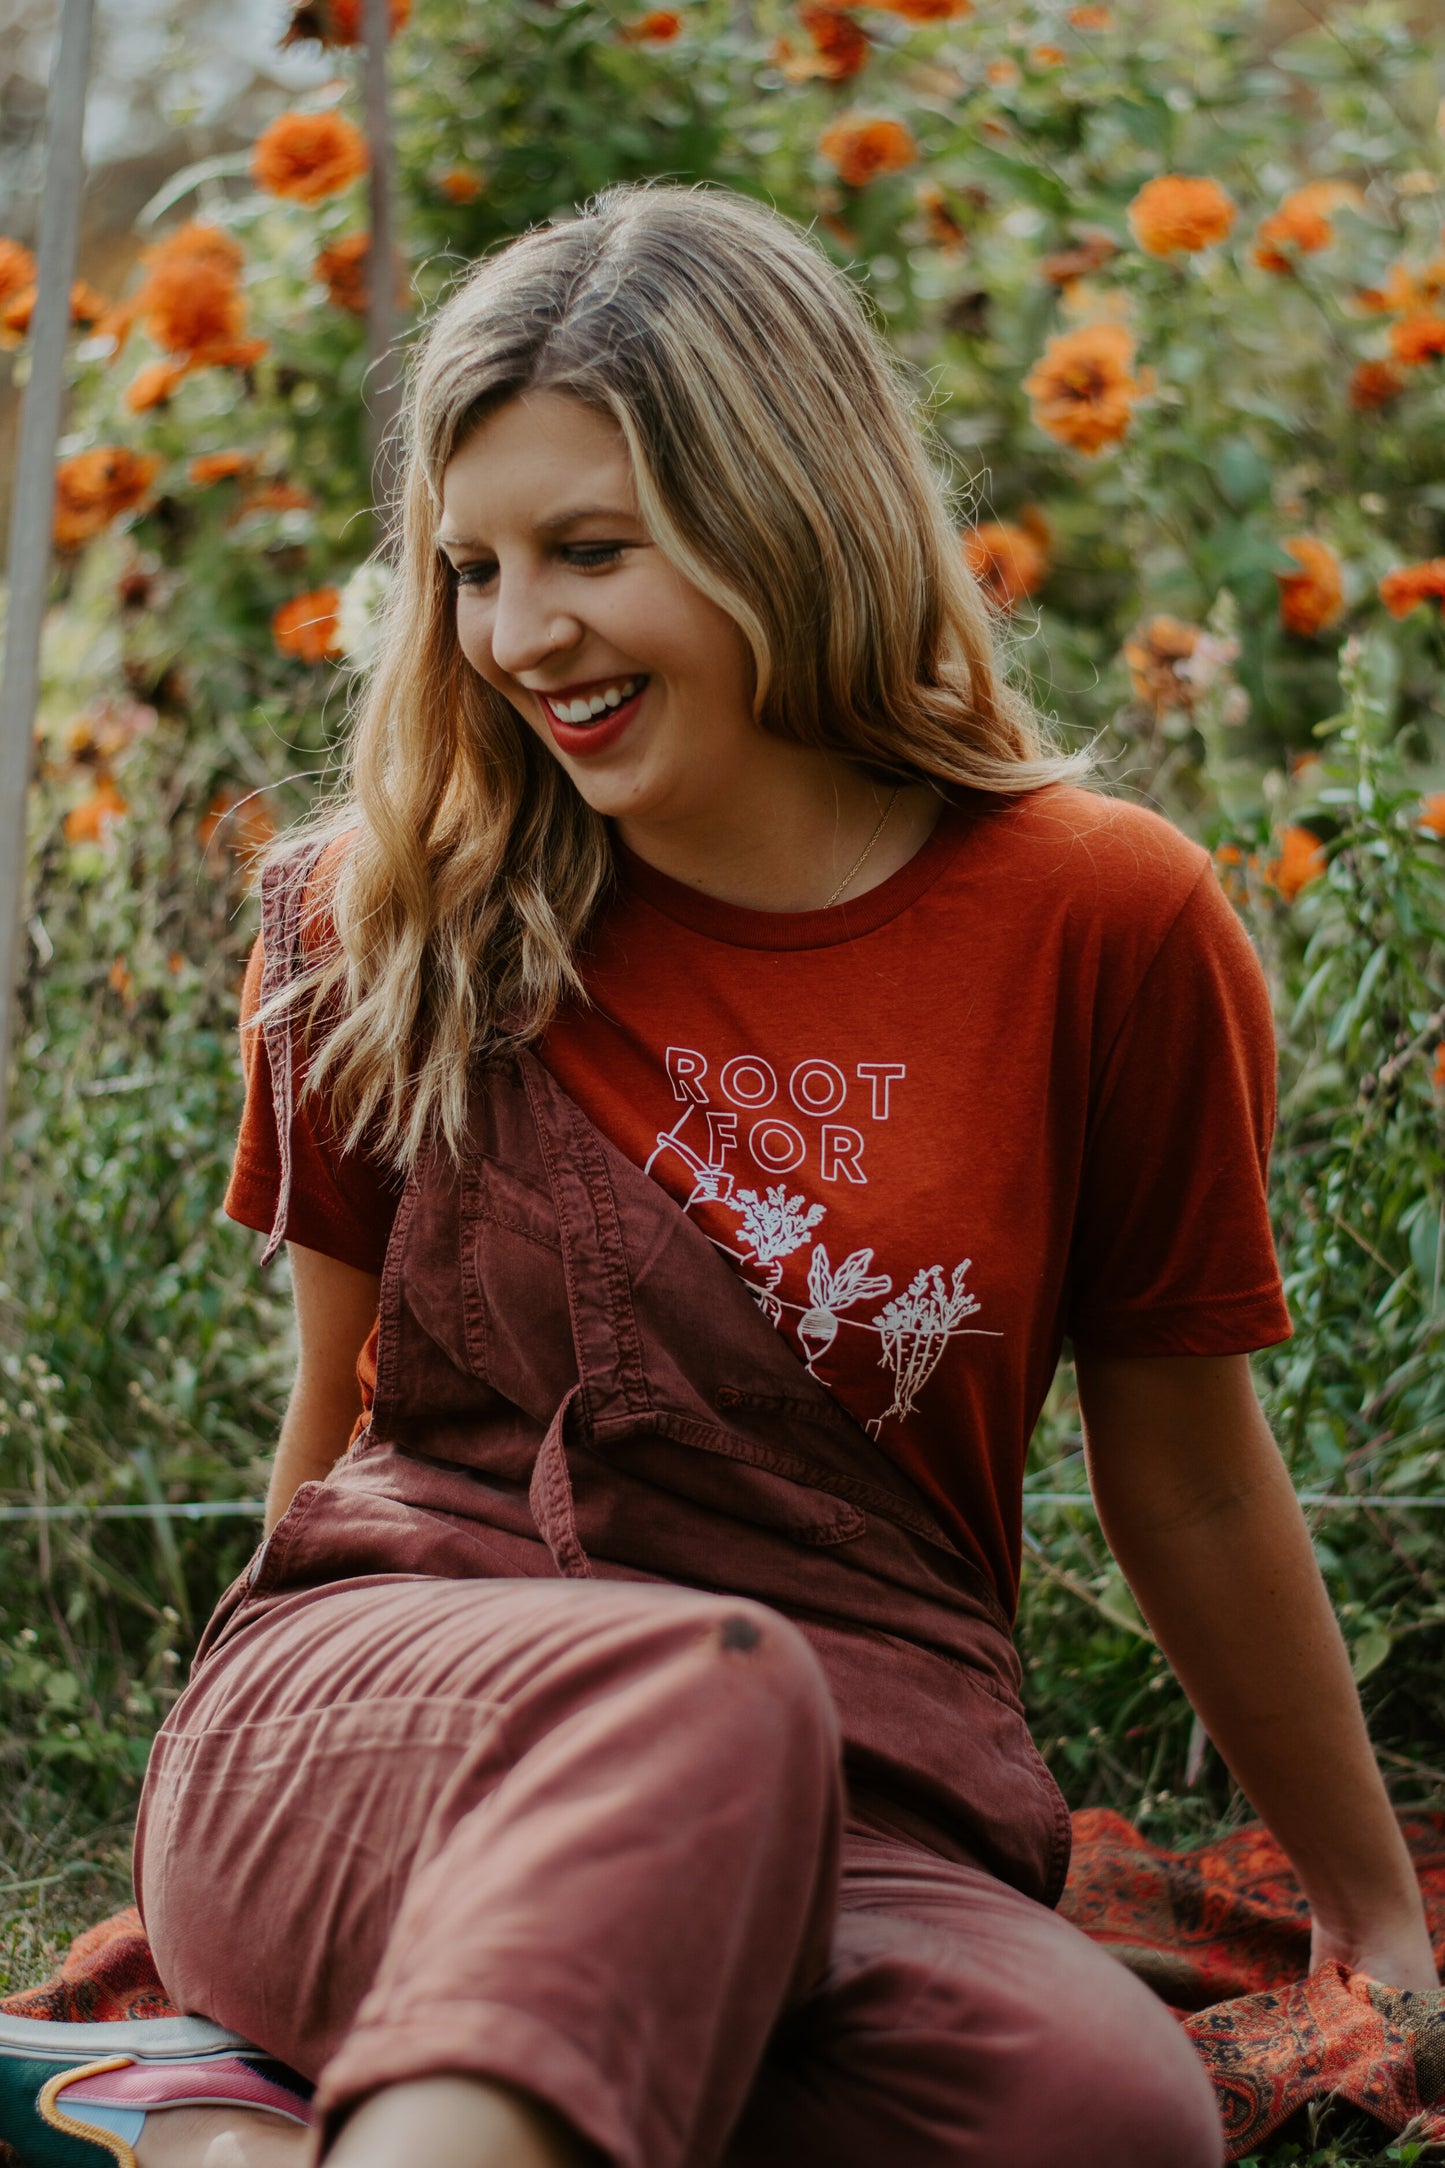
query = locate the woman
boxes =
[31,183,1437,2168]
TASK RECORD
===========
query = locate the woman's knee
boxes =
[947,1928,1223,2168]
[751,1908,1225,2168]
[646,1594,842,1780]
[1033,1992,1223,2168]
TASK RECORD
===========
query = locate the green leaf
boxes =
[1350,1627,1392,1684]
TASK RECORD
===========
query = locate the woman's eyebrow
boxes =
[437,505,638,550]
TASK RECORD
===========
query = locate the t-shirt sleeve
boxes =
[223,930,401,1274]
[1064,863,1292,1356]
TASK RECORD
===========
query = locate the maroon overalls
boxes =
[132,867,1223,2168]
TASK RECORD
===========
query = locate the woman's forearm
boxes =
[263,1243,381,1534]
[1076,1350,1435,1985]
[264,1373,360,1532]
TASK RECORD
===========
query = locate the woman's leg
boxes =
[125,2077,579,2168]
[724,1814,1225,2168]
[135,1577,844,2168]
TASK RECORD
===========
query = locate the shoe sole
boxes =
[0,2013,259,2063]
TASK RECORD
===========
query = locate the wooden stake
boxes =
[0,0,94,1179]
[363,0,401,524]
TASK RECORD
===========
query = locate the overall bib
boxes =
[133,868,1223,2168]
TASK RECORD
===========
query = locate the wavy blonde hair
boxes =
[274,181,1088,1171]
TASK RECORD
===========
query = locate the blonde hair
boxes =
[274,181,1088,1171]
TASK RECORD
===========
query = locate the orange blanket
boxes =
[8,1809,1445,2160]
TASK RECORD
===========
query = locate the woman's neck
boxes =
[614,756,943,914]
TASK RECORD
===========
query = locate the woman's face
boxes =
[439,391,763,827]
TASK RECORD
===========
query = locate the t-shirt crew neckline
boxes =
[614,795,965,951]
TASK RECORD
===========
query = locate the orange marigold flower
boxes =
[241,480,317,516]
[1253,181,1361,274]
[799,3,870,80]
[437,168,483,204]
[1039,225,1117,285]
[145,222,245,280]
[189,450,258,486]
[1276,536,1345,638]
[0,287,32,339]
[621,9,682,38]
[53,446,161,549]
[252,111,369,203]
[273,587,343,664]
[69,280,109,327]
[1,278,113,341]
[141,255,246,357]
[1068,5,1113,23]
[281,0,412,43]
[1434,1042,1445,1095]
[915,183,966,252]
[190,335,268,372]
[1349,358,1406,410]
[108,958,135,1002]
[124,359,190,414]
[1356,262,1430,315]
[0,236,36,304]
[1390,313,1445,367]
[315,232,371,314]
[1128,175,1236,257]
[1419,791,1445,837]
[874,0,970,17]
[1022,321,1144,455]
[818,115,918,189]
[64,773,129,844]
[963,520,1049,611]
[198,788,277,861]
[1377,558,1445,619]
[1030,42,1067,65]
[1123,614,1202,715]
[1265,825,1326,902]
[1212,841,1261,906]
[63,696,155,767]
[985,57,1020,86]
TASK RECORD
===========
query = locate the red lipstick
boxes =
[538,679,647,759]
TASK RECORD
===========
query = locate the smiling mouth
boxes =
[539,674,648,726]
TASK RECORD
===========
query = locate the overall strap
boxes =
[256,844,331,1268]
[519,1053,652,1425]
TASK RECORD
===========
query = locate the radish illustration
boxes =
[798,1243,893,1372]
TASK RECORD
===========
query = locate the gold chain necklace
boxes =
[824,788,900,909]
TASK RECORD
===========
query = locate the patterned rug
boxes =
[7,1810,1445,2160]
[1059,1809,1445,2158]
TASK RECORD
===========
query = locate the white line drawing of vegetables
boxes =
[798,1244,893,1373]
[728,1185,827,1283]
[869,1262,980,1428]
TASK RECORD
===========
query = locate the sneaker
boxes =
[0,2011,312,2167]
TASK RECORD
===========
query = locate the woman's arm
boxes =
[1074,1347,1437,1990]
[264,1241,382,1535]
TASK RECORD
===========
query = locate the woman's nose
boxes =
[488,571,583,679]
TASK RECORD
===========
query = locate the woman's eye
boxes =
[451,561,497,589]
[563,544,626,570]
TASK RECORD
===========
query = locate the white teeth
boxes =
[547,676,642,725]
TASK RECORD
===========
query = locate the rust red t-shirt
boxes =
[225,784,1291,1611]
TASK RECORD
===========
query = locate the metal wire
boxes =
[3,1492,1445,1525]
[1022,1491,1445,1511]
[0,1501,265,1523]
